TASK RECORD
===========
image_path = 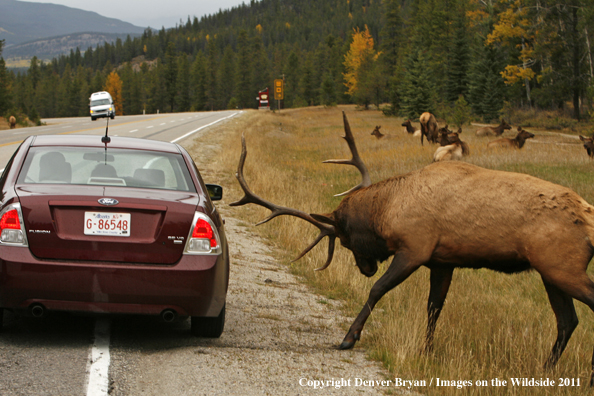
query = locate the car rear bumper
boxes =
[0,246,229,317]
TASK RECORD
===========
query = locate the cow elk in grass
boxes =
[402,120,421,137]
[579,135,594,159]
[434,132,469,162]
[419,112,438,144]
[231,111,594,386]
[475,119,511,137]
[371,126,384,139]
[487,126,534,149]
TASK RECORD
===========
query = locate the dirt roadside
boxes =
[107,112,418,396]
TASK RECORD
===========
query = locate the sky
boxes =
[26,0,249,29]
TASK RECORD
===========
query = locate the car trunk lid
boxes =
[16,185,199,264]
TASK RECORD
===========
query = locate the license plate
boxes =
[84,212,131,236]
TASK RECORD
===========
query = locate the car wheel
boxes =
[110,114,115,119]
[91,117,96,121]
[191,304,225,338]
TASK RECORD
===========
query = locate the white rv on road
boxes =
[89,91,115,121]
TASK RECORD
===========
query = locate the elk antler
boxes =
[324,111,372,196]
[230,133,337,271]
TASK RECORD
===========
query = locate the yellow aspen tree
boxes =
[487,1,535,100]
[343,25,378,97]
[104,71,124,116]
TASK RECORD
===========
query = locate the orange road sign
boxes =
[274,79,284,100]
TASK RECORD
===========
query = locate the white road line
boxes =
[146,126,154,129]
[170,112,240,143]
[129,129,138,133]
[160,123,166,126]
[86,318,111,396]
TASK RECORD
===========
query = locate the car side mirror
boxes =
[205,184,223,201]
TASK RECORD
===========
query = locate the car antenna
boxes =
[102,117,111,144]
[102,117,111,163]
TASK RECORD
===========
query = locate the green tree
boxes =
[176,53,191,112]
[191,51,208,111]
[235,30,252,109]
[445,10,470,103]
[164,42,178,112]
[399,49,437,119]
[468,41,506,122]
[218,46,236,109]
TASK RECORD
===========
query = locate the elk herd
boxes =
[381,112,544,162]
[234,110,594,386]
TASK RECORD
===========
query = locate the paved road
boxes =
[0,111,239,168]
[0,110,241,396]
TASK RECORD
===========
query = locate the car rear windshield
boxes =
[17,147,196,192]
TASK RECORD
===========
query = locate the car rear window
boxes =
[17,147,196,192]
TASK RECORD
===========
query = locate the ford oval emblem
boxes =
[98,198,119,206]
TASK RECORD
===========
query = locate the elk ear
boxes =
[310,213,337,227]
[580,135,586,142]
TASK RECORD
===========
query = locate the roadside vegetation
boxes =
[218,106,594,396]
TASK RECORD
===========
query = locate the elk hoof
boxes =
[339,340,355,350]
[338,332,360,350]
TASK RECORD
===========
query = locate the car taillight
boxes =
[0,203,28,246]
[184,212,221,255]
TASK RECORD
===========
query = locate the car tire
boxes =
[110,113,115,120]
[191,304,225,338]
[91,117,96,121]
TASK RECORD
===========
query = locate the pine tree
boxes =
[176,53,191,112]
[399,49,437,119]
[445,10,470,103]
[218,46,236,109]
[191,51,208,111]
[235,30,252,109]
[164,42,178,112]
[468,41,506,122]
[0,57,12,116]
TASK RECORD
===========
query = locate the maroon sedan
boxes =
[0,135,229,337]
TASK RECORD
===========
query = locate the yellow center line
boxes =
[0,116,166,148]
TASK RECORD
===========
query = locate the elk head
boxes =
[371,125,384,139]
[579,135,594,158]
[230,111,385,277]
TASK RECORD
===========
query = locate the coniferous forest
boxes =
[1,0,594,124]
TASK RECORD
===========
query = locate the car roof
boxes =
[29,135,182,154]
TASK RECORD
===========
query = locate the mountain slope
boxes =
[0,0,146,47]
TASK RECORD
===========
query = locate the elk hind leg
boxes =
[539,269,594,385]
[339,252,421,350]
[424,266,454,354]
[542,280,578,369]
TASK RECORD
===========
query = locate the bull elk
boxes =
[475,119,511,137]
[419,112,438,145]
[487,126,534,149]
[231,111,594,385]
[579,135,594,159]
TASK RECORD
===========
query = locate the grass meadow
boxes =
[215,105,594,395]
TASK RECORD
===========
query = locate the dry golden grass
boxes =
[218,106,594,395]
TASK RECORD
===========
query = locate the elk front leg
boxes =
[424,266,454,354]
[339,252,421,350]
